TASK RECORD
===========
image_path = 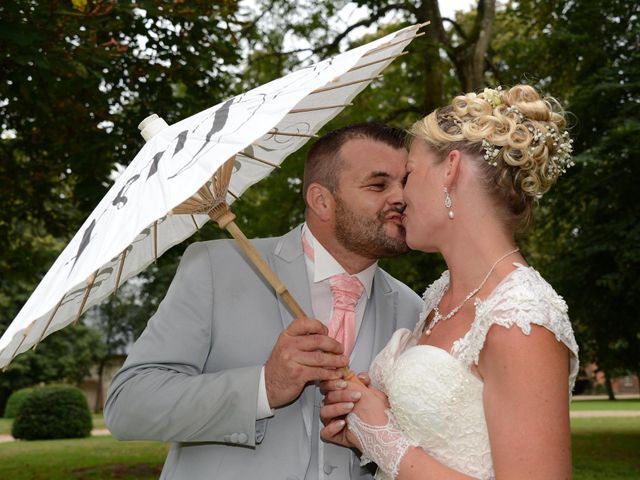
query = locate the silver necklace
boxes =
[424,247,520,336]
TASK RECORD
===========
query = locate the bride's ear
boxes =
[443,150,461,190]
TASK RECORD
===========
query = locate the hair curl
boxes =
[410,84,572,233]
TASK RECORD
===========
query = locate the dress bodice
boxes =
[368,264,579,480]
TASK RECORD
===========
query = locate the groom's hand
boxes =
[265,317,348,408]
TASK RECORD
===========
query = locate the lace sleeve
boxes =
[452,266,579,393]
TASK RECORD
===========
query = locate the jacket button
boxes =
[223,435,230,442]
[324,463,336,474]
[230,433,239,443]
[238,433,248,444]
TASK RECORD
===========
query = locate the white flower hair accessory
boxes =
[483,86,503,107]
[482,121,575,183]
[482,139,500,167]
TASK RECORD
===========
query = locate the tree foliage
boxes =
[491,0,640,385]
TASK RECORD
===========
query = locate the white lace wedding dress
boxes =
[368,264,579,480]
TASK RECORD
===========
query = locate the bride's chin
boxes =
[405,230,437,253]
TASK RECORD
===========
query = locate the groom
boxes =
[104,122,422,480]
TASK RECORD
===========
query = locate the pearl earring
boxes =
[444,187,454,219]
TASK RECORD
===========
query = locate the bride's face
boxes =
[402,139,446,252]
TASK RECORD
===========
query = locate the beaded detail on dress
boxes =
[368,264,579,480]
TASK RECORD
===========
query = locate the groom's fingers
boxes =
[294,350,348,368]
[295,333,344,355]
[285,317,328,336]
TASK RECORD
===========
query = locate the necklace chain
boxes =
[424,247,520,336]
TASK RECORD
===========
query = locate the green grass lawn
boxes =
[572,417,640,479]
[0,435,169,480]
[571,399,640,411]
[0,414,638,479]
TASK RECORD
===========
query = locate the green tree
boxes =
[491,0,640,392]
[0,323,103,412]
[0,0,253,401]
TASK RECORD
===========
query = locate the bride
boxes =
[320,84,579,479]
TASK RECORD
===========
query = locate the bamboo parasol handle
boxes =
[215,213,362,385]
[223,219,307,318]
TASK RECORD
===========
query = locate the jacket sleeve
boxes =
[104,242,265,446]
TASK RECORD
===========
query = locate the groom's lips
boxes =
[384,211,403,225]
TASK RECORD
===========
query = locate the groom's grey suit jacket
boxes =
[104,225,422,480]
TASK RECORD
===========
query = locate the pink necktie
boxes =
[301,232,364,358]
[328,273,364,359]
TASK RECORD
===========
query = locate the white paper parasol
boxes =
[0,23,426,369]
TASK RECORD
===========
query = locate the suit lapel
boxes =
[371,269,398,358]
[272,225,313,329]
[270,226,316,440]
[350,268,398,376]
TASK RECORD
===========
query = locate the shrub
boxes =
[12,384,92,440]
[4,387,34,418]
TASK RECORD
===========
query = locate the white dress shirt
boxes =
[256,224,377,418]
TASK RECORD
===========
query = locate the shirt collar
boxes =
[301,223,377,298]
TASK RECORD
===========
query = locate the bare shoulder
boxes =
[480,322,570,393]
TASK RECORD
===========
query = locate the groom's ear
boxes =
[443,150,462,189]
[306,183,335,222]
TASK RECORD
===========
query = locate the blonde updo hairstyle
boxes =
[410,84,571,233]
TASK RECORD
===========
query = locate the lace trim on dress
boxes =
[414,271,450,337]
[347,409,419,480]
[419,264,579,393]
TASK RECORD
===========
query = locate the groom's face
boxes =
[332,138,410,259]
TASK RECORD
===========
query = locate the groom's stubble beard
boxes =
[334,195,410,259]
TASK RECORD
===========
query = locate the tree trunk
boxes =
[94,360,106,413]
[604,372,616,401]
[416,1,448,112]
[422,0,496,92]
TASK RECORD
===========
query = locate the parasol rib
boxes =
[348,51,409,73]
[153,221,158,262]
[236,151,279,168]
[266,130,317,138]
[312,76,382,94]
[33,294,65,350]
[4,323,35,370]
[290,103,352,113]
[362,32,425,57]
[113,248,128,295]
[74,271,97,324]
